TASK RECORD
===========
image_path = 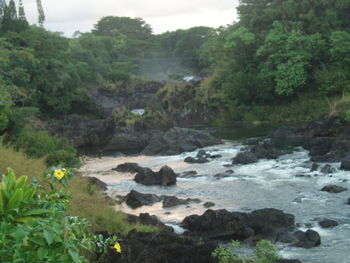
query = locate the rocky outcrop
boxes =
[88,81,165,117]
[102,230,218,263]
[182,208,295,243]
[134,165,177,186]
[48,114,115,148]
[142,127,221,155]
[270,117,350,163]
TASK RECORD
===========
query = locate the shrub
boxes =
[8,127,80,167]
[212,240,281,263]
[0,168,119,263]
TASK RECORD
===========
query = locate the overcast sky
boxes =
[22,0,239,37]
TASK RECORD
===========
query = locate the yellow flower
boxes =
[53,169,65,180]
[112,242,122,253]
[61,168,67,175]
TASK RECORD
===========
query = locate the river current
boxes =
[79,141,350,263]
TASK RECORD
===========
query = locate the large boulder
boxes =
[134,165,177,186]
[232,152,258,164]
[142,127,221,155]
[181,208,295,242]
[113,163,146,173]
[291,229,321,248]
[125,190,161,208]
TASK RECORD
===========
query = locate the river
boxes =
[79,126,350,263]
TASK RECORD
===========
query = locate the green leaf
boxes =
[23,208,50,216]
[7,188,23,210]
[61,177,68,188]
[15,176,27,189]
[68,249,81,263]
[43,230,54,245]
[16,216,36,223]
[0,192,4,214]
[22,187,35,201]
[37,247,48,260]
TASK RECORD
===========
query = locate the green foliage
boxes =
[199,0,350,121]
[9,127,80,167]
[212,240,281,263]
[0,168,118,263]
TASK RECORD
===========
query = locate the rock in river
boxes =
[134,165,177,186]
[321,185,347,193]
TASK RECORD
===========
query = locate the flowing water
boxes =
[79,139,350,263]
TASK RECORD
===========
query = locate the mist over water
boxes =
[80,141,350,263]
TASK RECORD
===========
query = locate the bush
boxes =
[0,168,119,263]
[8,127,80,167]
[0,105,10,132]
[212,240,281,263]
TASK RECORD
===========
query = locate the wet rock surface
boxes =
[134,165,177,186]
[318,219,339,228]
[321,185,347,193]
[125,190,161,208]
[291,229,321,248]
[181,208,295,243]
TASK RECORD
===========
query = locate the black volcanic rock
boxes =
[125,190,160,208]
[291,229,321,248]
[181,208,294,242]
[134,165,177,186]
[321,185,347,193]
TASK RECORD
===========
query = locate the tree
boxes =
[18,0,26,20]
[36,0,45,27]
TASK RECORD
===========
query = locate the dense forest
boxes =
[0,0,350,163]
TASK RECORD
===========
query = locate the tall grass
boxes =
[67,175,158,234]
[0,142,158,234]
[0,141,47,178]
